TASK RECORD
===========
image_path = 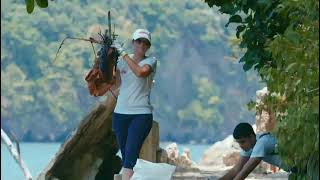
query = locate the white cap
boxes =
[132,29,151,44]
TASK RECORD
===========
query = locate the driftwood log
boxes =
[37,92,121,180]
[37,92,161,180]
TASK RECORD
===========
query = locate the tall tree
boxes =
[204,0,319,179]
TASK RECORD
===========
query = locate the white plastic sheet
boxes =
[131,159,176,180]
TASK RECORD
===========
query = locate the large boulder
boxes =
[198,135,241,169]
[157,143,199,172]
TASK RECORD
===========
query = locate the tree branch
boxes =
[1,129,33,180]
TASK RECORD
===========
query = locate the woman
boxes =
[110,28,157,180]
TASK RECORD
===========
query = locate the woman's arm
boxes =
[123,55,153,78]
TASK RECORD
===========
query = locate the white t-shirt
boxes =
[114,54,157,114]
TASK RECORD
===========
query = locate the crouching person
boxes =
[219,122,290,180]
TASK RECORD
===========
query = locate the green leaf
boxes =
[257,0,271,6]
[25,0,35,14]
[226,15,242,27]
[243,61,254,71]
[285,62,297,72]
[236,25,246,38]
[204,0,215,8]
[219,4,237,14]
[312,96,319,114]
[35,0,48,8]
[239,54,247,63]
[246,100,256,111]
[286,30,300,44]
[294,79,301,87]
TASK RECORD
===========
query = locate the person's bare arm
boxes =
[123,55,153,77]
[234,157,261,180]
[219,156,249,180]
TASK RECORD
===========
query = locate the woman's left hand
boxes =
[111,41,128,57]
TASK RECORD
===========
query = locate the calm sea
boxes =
[1,142,211,180]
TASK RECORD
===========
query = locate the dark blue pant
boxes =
[112,113,153,169]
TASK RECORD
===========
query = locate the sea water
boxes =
[1,142,211,180]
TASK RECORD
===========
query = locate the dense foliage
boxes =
[205,0,319,179]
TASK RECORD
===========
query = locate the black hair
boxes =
[233,122,255,139]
